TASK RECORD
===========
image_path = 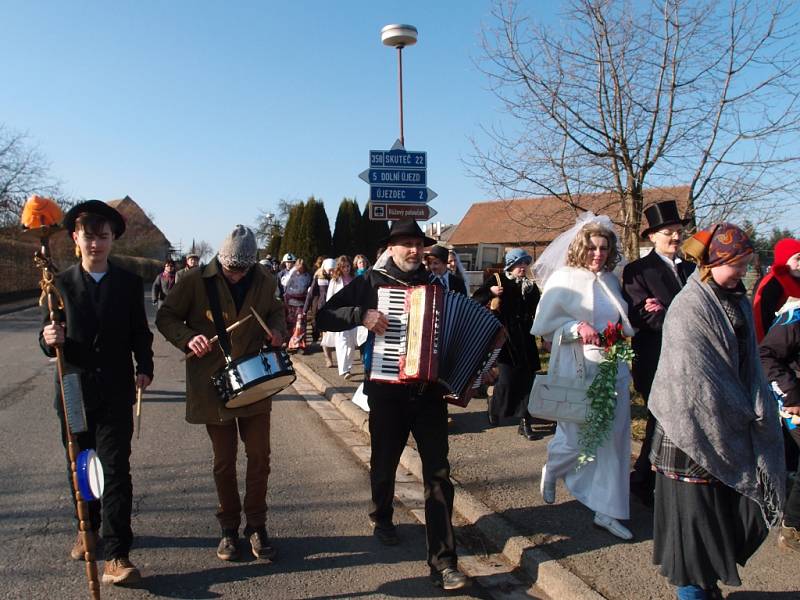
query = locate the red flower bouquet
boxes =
[577,322,634,467]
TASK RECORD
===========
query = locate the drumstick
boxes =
[249,306,273,339]
[135,386,142,439]
[182,314,253,360]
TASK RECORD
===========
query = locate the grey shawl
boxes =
[649,271,785,527]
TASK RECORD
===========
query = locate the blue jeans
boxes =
[676,586,706,600]
[676,585,722,600]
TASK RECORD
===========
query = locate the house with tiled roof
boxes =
[447,186,690,270]
[107,196,172,260]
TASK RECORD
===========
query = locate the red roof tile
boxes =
[448,186,690,246]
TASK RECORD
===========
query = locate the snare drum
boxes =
[212,349,296,408]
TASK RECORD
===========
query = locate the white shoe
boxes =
[540,464,556,504]
[593,512,633,540]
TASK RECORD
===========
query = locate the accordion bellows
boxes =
[370,285,506,407]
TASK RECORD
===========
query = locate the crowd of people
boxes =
[35,198,799,597]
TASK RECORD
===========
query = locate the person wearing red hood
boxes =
[753,238,800,342]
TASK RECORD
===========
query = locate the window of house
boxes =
[477,243,503,269]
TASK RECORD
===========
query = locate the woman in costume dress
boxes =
[472,248,541,439]
[649,223,785,600]
[281,258,312,351]
[324,255,357,379]
[304,257,335,351]
[531,214,635,540]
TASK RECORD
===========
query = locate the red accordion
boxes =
[369,284,505,406]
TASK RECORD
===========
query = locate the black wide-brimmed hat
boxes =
[424,245,449,263]
[63,200,126,238]
[380,219,437,247]
[641,200,690,239]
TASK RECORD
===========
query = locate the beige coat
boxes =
[156,259,287,424]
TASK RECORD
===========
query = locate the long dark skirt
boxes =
[653,473,768,588]
[489,362,535,419]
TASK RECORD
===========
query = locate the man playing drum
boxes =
[156,225,286,562]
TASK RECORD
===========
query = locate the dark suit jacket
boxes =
[622,250,695,398]
[429,271,468,296]
[39,261,154,412]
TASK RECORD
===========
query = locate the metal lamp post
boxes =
[381,24,417,147]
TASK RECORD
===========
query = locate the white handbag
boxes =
[527,327,590,424]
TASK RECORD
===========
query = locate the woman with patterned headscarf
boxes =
[648,223,786,600]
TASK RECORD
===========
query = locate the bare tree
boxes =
[253,199,300,248]
[470,0,800,258]
[193,240,214,262]
[0,125,65,229]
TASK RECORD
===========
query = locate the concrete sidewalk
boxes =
[291,344,797,600]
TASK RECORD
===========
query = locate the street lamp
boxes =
[381,24,417,147]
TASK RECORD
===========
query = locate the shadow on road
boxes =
[472,498,655,562]
[127,526,490,599]
[141,389,186,402]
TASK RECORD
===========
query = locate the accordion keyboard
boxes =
[370,287,408,381]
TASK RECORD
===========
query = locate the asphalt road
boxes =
[0,303,540,600]
[296,342,800,600]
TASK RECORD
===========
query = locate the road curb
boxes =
[0,299,38,317]
[292,360,605,600]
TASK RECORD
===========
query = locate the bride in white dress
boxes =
[530,214,636,540]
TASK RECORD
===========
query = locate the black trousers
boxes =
[367,385,456,571]
[58,399,134,560]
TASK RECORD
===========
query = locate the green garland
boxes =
[576,334,634,468]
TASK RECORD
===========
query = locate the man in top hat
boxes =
[315,219,470,591]
[425,245,467,295]
[38,200,154,585]
[175,252,200,284]
[622,200,695,505]
[156,225,287,563]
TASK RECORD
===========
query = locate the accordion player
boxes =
[367,284,506,406]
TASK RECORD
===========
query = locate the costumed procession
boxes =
[15,192,799,599]
[5,6,800,599]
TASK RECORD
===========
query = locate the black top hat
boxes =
[63,200,126,238]
[641,200,690,239]
[380,219,437,247]
[424,245,449,263]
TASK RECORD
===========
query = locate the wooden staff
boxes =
[32,227,101,600]
[181,314,253,360]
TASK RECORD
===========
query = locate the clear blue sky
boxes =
[5,1,551,253]
[4,2,796,254]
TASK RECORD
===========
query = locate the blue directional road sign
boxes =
[370,186,431,203]
[361,145,437,214]
[369,168,426,186]
[370,150,426,169]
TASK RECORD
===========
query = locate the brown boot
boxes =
[779,521,800,553]
[70,530,99,561]
[102,556,141,585]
